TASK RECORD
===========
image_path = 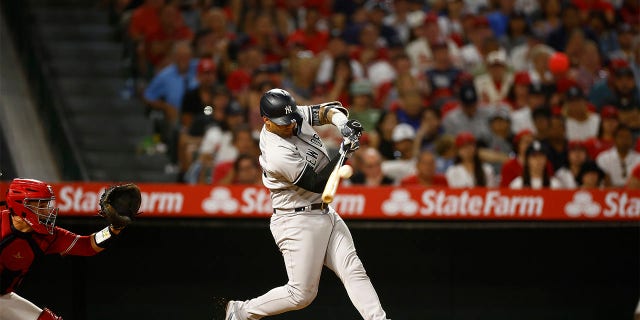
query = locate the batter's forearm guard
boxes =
[294,155,344,193]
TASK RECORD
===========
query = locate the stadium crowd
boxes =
[109,0,640,189]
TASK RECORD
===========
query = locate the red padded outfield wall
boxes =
[2,182,638,221]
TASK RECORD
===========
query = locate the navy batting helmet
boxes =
[260,89,300,126]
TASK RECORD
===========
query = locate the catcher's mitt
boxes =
[99,183,142,229]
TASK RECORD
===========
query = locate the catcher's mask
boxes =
[260,88,302,127]
[6,178,58,234]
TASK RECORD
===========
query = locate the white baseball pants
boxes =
[230,208,389,320]
[0,292,42,320]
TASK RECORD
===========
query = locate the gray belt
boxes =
[272,203,329,214]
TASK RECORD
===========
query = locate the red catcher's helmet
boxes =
[5,178,58,234]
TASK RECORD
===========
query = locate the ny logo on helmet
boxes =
[285,105,292,114]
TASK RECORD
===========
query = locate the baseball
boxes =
[338,165,353,179]
[204,105,213,115]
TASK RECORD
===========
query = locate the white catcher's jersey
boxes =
[259,105,335,210]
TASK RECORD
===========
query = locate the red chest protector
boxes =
[0,210,47,294]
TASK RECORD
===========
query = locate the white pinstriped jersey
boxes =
[259,105,337,210]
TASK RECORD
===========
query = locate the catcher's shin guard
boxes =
[37,308,63,320]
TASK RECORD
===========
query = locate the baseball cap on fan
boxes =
[392,123,416,142]
[197,58,216,74]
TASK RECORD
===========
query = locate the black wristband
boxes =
[94,226,118,248]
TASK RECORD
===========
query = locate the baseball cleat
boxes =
[212,297,229,320]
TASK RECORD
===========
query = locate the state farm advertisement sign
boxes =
[0,182,638,221]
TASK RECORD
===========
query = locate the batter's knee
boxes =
[287,285,318,310]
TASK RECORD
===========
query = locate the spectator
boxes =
[382,123,417,181]
[406,13,461,72]
[596,125,640,187]
[144,41,198,125]
[531,0,562,40]
[316,34,364,86]
[511,83,548,134]
[485,107,514,172]
[545,113,569,171]
[460,16,495,73]
[545,4,597,52]
[589,64,640,133]
[576,160,606,189]
[434,134,457,174]
[437,0,465,43]
[627,163,640,189]
[348,79,381,132]
[584,105,619,159]
[372,111,399,160]
[185,103,247,184]
[199,8,237,63]
[282,50,321,104]
[127,0,164,78]
[500,11,530,52]
[424,41,463,108]
[400,150,448,187]
[216,154,263,185]
[531,105,552,141]
[529,47,557,87]
[443,83,495,144]
[500,129,535,188]
[379,61,425,111]
[180,58,218,129]
[587,12,618,59]
[563,86,600,141]
[446,132,496,188]
[244,13,286,64]
[574,40,607,95]
[317,55,354,107]
[241,0,289,37]
[507,71,532,110]
[178,74,229,180]
[510,140,562,189]
[474,50,514,104]
[145,4,194,70]
[366,2,402,48]
[382,0,415,45]
[225,46,265,96]
[414,107,444,154]
[286,7,329,55]
[394,89,425,129]
[348,147,395,186]
[351,23,394,87]
[555,140,589,189]
[213,126,260,184]
[608,23,636,62]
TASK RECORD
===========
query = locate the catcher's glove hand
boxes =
[99,183,142,229]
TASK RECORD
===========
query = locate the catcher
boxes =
[0,178,141,320]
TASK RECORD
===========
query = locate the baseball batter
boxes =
[213,89,389,320]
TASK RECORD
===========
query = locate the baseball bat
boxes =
[321,150,347,204]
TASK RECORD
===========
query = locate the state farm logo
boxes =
[564,191,601,218]
[57,186,183,213]
[202,187,273,215]
[202,187,239,214]
[564,191,639,219]
[381,189,544,217]
[382,190,419,215]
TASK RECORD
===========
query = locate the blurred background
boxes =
[0,0,639,319]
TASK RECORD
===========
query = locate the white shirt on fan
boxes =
[509,176,562,189]
[596,148,640,187]
[445,163,496,188]
[565,113,600,141]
